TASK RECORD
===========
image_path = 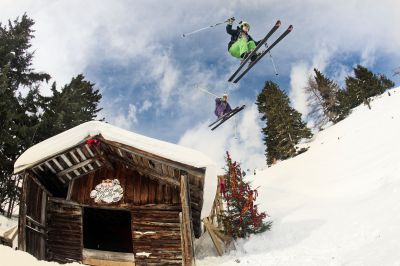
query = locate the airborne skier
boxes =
[209,93,245,130]
[214,93,232,118]
[182,17,293,83]
[226,18,260,62]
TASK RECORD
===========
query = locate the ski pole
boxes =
[196,85,219,98]
[182,17,235,38]
[265,43,279,76]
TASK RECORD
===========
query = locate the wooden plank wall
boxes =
[131,208,182,266]
[24,175,47,259]
[46,199,83,263]
[70,162,181,206]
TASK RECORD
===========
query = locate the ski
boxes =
[232,25,293,83]
[211,105,245,131]
[228,20,281,82]
[208,105,244,127]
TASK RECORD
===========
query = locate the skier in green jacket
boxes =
[226,18,260,62]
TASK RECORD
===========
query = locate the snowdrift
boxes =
[198,88,400,265]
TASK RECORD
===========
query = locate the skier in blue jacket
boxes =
[214,94,232,118]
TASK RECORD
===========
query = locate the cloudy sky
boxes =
[2,0,399,171]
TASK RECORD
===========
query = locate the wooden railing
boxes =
[202,175,233,256]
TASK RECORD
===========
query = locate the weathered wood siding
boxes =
[131,208,182,266]
[70,162,181,206]
[46,198,83,263]
[24,175,47,259]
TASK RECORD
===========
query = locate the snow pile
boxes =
[197,88,400,265]
[0,215,17,232]
[0,245,82,266]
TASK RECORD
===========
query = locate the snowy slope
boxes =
[198,88,400,266]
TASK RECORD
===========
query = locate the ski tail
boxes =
[209,106,242,127]
[211,105,245,131]
[233,25,293,83]
[228,20,281,82]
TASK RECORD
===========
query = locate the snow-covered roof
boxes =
[14,121,217,219]
[14,121,215,174]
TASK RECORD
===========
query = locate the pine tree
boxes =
[37,74,103,141]
[0,14,50,215]
[220,152,271,239]
[346,65,394,109]
[257,81,312,166]
[304,69,347,129]
[304,74,326,130]
[0,15,104,215]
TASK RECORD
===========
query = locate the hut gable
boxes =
[14,121,215,266]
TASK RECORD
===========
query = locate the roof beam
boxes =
[108,154,179,187]
[99,138,206,178]
[57,157,100,178]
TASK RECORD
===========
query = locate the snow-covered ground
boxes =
[1,88,399,265]
[0,245,82,266]
[198,88,400,265]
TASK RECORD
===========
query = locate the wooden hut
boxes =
[14,121,214,266]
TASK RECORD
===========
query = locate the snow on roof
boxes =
[14,121,214,173]
[14,121,217,219]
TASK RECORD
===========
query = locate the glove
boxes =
[227,17,235,25]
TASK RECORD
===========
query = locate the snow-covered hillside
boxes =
[198,88,400,266]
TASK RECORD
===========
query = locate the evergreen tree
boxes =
[345,65,395,109]
[0,15,104,216]
[304,69,348,128]
[0,14,50,215]
[257,81,312,166]
[36,74,103,141]
[220,152,271,239]
[304,74,326,130]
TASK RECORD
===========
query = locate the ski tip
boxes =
[276,20,281,26]
[288,25,294,31]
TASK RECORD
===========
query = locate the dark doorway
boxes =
[83,207,133,253]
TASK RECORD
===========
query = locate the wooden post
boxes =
[66,179,75,200]
[18,172,28,251]
[39,190,47,259]
[180,172,195,266]
[202,218,224,256]
[202,175,234,256]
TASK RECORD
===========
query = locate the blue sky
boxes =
[2,0,400,170]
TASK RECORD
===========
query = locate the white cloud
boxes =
[139,100,152,113]
[289,62,310,117]
[146,52,180,108]
[360,44,377,68]
[127,104,138,124]
[112,113,133,130]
